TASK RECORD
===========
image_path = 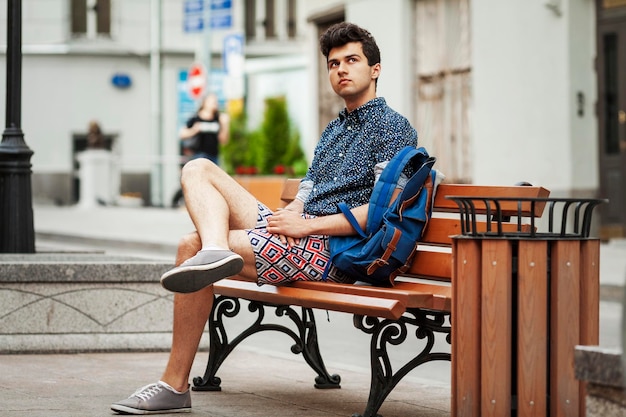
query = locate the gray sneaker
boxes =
[111,382,191,414]
[160,249,244,293]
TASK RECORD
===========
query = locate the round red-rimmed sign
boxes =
[187,63,206,100]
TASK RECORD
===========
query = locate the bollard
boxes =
[76,149,117,208]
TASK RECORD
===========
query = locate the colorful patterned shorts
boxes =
[246,202,354,286]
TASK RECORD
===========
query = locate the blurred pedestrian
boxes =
[172,94,229,207]
[179,93,229,163]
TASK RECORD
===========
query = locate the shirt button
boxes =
[333,177,338,181]
[339,153,343,157]
[347,126,352,130]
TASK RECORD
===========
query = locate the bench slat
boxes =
[290,281,438,310]
[423,218,534,245]
[213,279,406,320]
[406,251,452,281]
[393,282,452,311]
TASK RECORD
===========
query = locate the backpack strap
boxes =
[337,202,367,238]
[394,151,436,215]
[367,146,421,233]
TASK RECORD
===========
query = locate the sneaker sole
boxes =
[111,404,191,415]
[160,254,244,293]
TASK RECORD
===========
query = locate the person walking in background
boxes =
[179,93,229,164]
[173,93,230,207]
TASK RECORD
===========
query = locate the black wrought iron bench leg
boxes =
[192,295,340,391]
[351,308,452,417]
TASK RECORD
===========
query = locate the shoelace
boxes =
[132,383,163,401]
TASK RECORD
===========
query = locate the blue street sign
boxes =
[223,33,244,75]
[210,0,231,10]
[184,15,204,33]
[211,12,232,29]
[183,0,232,32]
[184,0,203,13]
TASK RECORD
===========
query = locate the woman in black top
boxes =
[173,93,230,207]
[179,93,229,163]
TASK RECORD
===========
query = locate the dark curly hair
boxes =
[319,22,380,66]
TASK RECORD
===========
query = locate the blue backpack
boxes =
[325,146,437,286]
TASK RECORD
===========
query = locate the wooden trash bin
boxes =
[447,196,605,417]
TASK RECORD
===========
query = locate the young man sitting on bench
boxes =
[112,22,419,415]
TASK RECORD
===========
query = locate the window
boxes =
[244,0,297,40]
[265,0,275,38]
[287,0,296,38]
[603,33,619,155]
[71,0,110,36]
[245,0,256,39]
[71,0,87,34]
[96,0,111,35]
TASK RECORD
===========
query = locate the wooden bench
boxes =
[190,178,599,417]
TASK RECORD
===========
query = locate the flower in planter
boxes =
[235,166,258,175]
[273,165,286,175]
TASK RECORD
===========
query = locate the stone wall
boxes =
[0,254,174,353]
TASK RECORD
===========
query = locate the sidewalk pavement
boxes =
[1,348,450,417]
[0,203,624,417]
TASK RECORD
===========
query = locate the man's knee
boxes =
[181,157,215,179]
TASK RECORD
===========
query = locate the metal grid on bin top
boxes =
[445,196,608,239]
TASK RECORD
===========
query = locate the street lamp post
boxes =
[0,0,35,253]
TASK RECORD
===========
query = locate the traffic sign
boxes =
[223,33,244,76]
[187,63,207,100]
[183,0,232,32]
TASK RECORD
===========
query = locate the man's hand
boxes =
[266,208,309,247]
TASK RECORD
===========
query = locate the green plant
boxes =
[221,96,308,176]
[221,108,250,173]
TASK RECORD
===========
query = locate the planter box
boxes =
[234,175,289,210]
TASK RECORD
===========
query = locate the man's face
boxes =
[327,42,380,107]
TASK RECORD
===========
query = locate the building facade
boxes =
[1,0,624,235]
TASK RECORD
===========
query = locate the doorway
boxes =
[413,0,472,183]
[597,2,626,238]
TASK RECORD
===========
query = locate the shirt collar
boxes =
[338,97,387,122]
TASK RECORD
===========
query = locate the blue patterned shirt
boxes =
[302,97,418,216]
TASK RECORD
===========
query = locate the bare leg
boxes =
[114,146,267,411]
[180,158,258,248]
[160,233,209,392]
[160,229,259,392]
[160,159,262,293]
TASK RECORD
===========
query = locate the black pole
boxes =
[0,0,35,253]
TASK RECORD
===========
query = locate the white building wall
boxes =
[1,0,297,205]
[471,0,597,196]
[20,53,152,172]
[0,0,598,205]
[20,0,68,44]
[346,0,414,119]
[567,0,598,194]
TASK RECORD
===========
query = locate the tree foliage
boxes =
[221,96,308,176]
